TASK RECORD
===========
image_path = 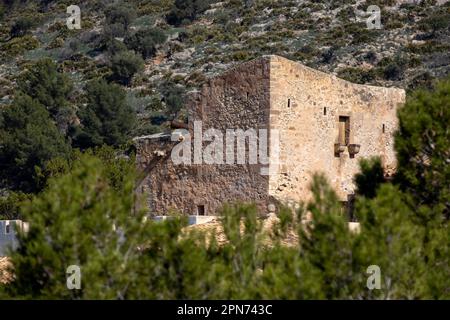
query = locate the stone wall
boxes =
[136,57,275,215]
[136,55,405,216]
[268,55,405,202]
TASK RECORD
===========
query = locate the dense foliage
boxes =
[0,79,448,299]
[394,78,450,219]
[124,28,167,59]
[104,3,137,38]
[110,50,145,85]
[0,0,448,300]
[72,79,136,149]
[166,0,211,26]
[17,59,74,132]
[0,94,70,192]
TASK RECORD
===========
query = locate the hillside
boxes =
[0,0,449,138]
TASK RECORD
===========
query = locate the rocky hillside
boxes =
[0,0,449,135]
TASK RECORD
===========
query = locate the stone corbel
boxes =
[334,143,345,156]
[348,144,361,157]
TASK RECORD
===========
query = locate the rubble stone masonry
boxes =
[268,55,405,204]
[134,55,405,216]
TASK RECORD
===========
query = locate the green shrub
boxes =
[213,10,230,25]
[377,56,409,81]
[0,192,31,220]
[104,3,137,37]
[124,28,167,59]
[351,29,378,45]
[383,62,403,80]
[338,67,376,84]
[110,50,144,86]
[47,36,65,49]
[419,13,450,36]
[408,71,434,92]
[107,39,128,56]
[10,16,34,38]
[166,0,210,26]
[231,50,251,61]
[1,35,40,56]
[405,41,450,54]
[162,83,186,119]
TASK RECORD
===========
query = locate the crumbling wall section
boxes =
[137,57,274,215]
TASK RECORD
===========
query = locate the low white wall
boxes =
[0,220,28,257]
[153,215,216,226]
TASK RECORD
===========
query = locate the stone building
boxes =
[134,55,405,217]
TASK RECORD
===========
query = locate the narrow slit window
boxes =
[287,98,291,108]
[5,221,10,234]
[197,205,205,216]
[341,195,356,221]
[246,92,249,100]
[339,116,350,146]
[324,107,327,115]
[382,124,385,133]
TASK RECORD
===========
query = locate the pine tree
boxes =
[2,154,147,299]
[354,185,429,299]
[0,94,70,192]
[2,79,449,300]
[354,157,386,199]
[17,59,74,132]
[296,174,359,299]
[73,79,136,149]
[395,78,450,219]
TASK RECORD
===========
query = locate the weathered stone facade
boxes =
[268,56,405,203]
[135,55,405,216]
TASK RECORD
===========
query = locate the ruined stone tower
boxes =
[134,55,405,216]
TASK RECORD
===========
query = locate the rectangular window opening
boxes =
[287,98,291,108]
[197,205,205,216]
[347,195,356,222]
[324,107,327,115]
[382,124,385,133]
[340,201,348,217]
[5,221,10,234]
[339,116,350,146]
[340,195,356,222]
